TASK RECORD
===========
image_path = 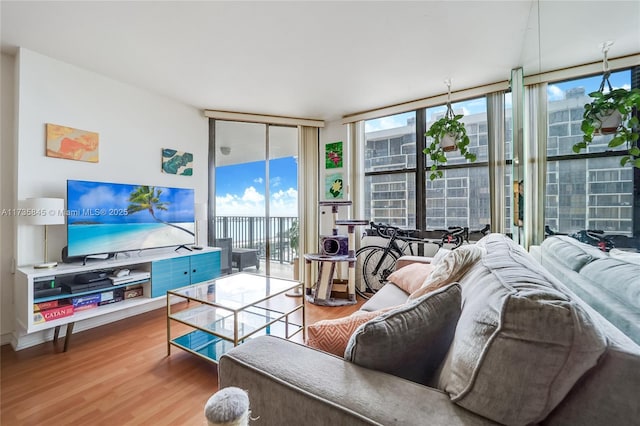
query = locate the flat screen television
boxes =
[66,179,195,257]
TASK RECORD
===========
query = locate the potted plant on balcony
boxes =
[288,219,300,281]
[423,104,476,180]
[572,78,640,168]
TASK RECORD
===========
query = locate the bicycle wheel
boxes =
[355,246,384,298]
[362,248,399,292]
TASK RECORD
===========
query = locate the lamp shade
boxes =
[23,198,65,225]
[195,203,207,221]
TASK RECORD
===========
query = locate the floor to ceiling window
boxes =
[424,97,490,230]
[363,112,417,229]
[544,68,637,237]
[356,65,638,249]
[361,97,492,233]
[212,120,298,279]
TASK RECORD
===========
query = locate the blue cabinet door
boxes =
[151,257,191,298]
[190,251,221,284]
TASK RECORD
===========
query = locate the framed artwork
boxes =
[325,141,343,169]
[162,149,193,176]
[46,123,99,163]
[325,173,344,199]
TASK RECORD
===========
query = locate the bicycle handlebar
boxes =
[369,222,415,239]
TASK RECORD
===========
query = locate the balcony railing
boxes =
[214,216,298,264]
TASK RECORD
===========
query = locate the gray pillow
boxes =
[344,283,461,386]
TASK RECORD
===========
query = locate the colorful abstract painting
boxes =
[325,141,343,169]
[325,173,344,199]
[162,149,193,176]
[46,123,99,163]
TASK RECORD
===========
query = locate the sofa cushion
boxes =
[408,245,485,300]
[345,283,461,386]
[609,248,640,265]
[386,262,435,294]
[437,233,608,426]
[580,257,640,306]
[540,235,607,271]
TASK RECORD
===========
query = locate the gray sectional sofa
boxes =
[218,234,640,425]
[538,235,640,345]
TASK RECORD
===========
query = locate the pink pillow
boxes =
[387,263,435,294]
[306,309,391,356]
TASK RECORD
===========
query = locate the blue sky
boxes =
[215,156,298,217]
[365,70,631,132]
[67,180,195,224]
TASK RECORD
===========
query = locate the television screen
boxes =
[67,180,195,257]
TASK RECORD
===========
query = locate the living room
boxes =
[2,1,640,425]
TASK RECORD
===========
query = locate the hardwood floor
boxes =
[1,294,364,425]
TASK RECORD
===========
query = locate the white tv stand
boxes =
[13,246,221,351]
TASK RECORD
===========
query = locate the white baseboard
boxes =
[1,331,14,347]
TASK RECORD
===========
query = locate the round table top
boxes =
[335,219,370,226]
[303,253,355,262]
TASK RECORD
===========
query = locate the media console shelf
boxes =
[14,247,221,351]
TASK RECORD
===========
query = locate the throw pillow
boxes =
[305,308,393,357]
[344,283,461,386]
[436,233,607,426]
[408,245,485,300]
[431,247,451,265]
[386,262,435,294]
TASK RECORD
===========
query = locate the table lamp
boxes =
[193,202,207,250]
[24,197,65,269]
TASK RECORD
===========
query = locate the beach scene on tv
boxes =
[67,180,195,257]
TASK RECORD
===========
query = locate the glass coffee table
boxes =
[166,273,304,363]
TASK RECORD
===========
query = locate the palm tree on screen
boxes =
[127,186,194,236]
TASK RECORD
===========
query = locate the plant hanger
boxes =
[597,41,614,95]
[573,41,640,168]
[423,79,476,180]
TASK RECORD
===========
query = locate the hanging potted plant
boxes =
[423,81,476,180]
[572,46,640,168]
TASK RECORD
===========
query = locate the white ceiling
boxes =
[2,1,639,122]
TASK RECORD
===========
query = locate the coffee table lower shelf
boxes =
[170,320,303,363]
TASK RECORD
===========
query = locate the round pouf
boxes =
[204,387,250,426]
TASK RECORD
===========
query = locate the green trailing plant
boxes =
[423,104,476,180]
[288,218,299,257]
[573,72,640,168]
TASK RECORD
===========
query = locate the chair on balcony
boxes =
[214,238,233,275]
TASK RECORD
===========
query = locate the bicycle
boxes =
[428,223,490,248]
[546,225,615,252]
[356,223,491,299]
[437,226,468,248]
[355,222,425,298]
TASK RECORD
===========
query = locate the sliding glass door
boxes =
[212,120,298,278]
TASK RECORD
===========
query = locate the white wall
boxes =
[318,120,349,237]
[1,53,17,342]
[3,48,208,343]
[15,48,209,266]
